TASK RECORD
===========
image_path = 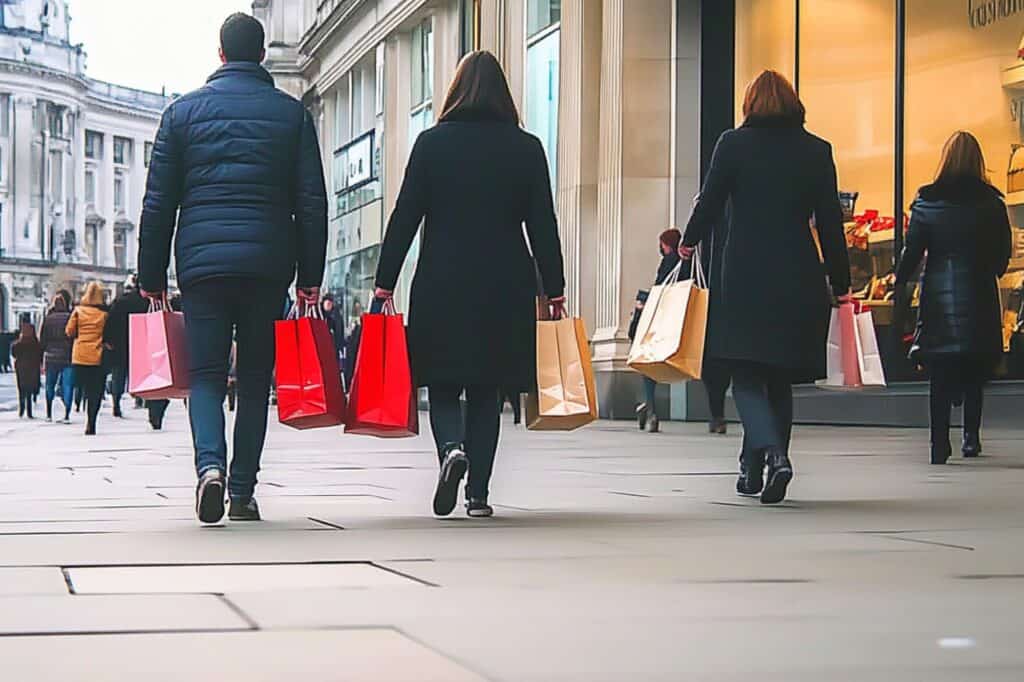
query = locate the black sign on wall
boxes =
[969,0,1024,28]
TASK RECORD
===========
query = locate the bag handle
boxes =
[369,296,396,316]
[148,293,170,313]
[690,246,707,289]
[287,298,326,320]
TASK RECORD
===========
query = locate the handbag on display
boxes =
[128,296,190,400]
[1009,144,1024,194]
[627,255,709,383]
[274,301,347,430]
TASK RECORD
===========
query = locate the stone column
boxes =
[11,95,36,257]
[591,0,674,418]
[555,0,602,329]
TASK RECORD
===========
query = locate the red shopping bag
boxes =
[345,300,418,438]
[275,302,346,429]
[128,298,190,400]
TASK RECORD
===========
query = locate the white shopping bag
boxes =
[853,308,886,387]
[817,303,886,390]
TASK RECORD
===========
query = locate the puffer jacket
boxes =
[137,61,328,293]
[66,305,108,367]
[895,177,1012,360]
[39,310,72,366]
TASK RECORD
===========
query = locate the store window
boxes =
[113,136,131,165]
[114,176,124,212]
[460,0,481,57]
[907,0,1024,379]
[85,221,99,264]
[526,1,560,192]
[0,94,10,137]
[113,226,127,271]
[85,169,95,205]
[734,0,795,123]
[411,19,433,117]
[144,141,153,168]
[85,130,102,160]
[527,0,560,38]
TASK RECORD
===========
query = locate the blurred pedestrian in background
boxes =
[11,321,42,419]
[66,282,109,436]
[895,131,1011,465]
[104,274,147,419]
[633,227,683,434]
[40,294,74,423]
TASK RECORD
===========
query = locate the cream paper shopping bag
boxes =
[627,259,709,383]
[526,317,598,431]
[854,308,887,387]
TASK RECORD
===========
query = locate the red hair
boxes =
[659,228,682,252]
[742,70,805,126]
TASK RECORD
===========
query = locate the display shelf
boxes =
[1006,190,1024,207]
[1002,62,1024,91]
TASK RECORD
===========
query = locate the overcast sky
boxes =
[71,0,254,95]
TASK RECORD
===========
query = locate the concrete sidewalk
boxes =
[0,403,1022,680]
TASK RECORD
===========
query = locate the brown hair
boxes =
[742,70,805,126]
[659,228,682,252]
[935,131,990,185]
[80,281,106,307]
[438,51,520,125]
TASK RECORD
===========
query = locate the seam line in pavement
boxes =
[214,593,260,630]
[60,568,75,595]
[867,534,975,551]
[369,562,439,587]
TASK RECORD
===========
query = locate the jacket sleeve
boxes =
[65,310,78,339]
[374,135,430,292]
[990,198,1012,278]
[137,105,183,293]
[895,199,927,286]
[39,320,50,354]
[814,144,852,296]
[293,107,329,288]
[683,131,734,248]
[525,137,566,299]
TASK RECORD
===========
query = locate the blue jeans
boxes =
[182,279,284,500]
[46,364,75,419]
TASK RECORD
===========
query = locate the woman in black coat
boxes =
[374,51,566,519]
[681,71,851,504]
[895,131,1011,465]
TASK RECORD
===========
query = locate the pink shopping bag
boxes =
[129,299,190,399]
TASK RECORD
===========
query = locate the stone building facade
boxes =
[0,0,169,330]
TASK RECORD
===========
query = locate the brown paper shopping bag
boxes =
[627,258,709,383]
[526,317,598,431]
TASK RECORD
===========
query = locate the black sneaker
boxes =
[635,403,649,431]
[433,445,469,517]
[962,434,982,458]
[228,497,261,521]
[466,498,494,518]
[760,448,793,505]
[195,469,226,524]
[736,449,765,497]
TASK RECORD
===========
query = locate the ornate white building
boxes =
[0,0,170,330]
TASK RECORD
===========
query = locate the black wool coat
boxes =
[375,116,566,391]
[138,62,328,293]
[895,178,1012,362]
[683,121,852,382]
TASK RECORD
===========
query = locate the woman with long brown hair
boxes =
[373,50,566,518]
[66,281,109,435]
[681,70,851,504]
[895,131,1011,464]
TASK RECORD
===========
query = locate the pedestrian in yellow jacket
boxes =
[66,281,108,435]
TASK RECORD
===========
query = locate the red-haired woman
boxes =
[681,70,851,504]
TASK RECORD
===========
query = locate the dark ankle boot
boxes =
[736,449,765,496]
[962,433,982,458]
[930,440,952,465]
[761,448,793,505]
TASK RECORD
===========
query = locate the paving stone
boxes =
[0,567,68,594]
[0,629,484,681]
[0,594,248,634]
[67,562,422,594]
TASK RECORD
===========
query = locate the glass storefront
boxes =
[734,0,1024,382]
[526,1,561,192]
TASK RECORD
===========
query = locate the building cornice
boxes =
[298,0,368,57]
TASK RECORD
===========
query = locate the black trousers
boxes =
[730,361,793,456]
[429,384,501,499]
[929,354,987,444]
[74,365,106,431]
[18,387,33,418]
[702,358,732,421]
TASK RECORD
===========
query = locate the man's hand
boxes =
[373,287,394,300]
[678,245,696,259]
[549,296,567,320]
[140,289,164,301]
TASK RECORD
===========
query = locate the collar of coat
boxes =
[207,61,275,86]
[917,176,1003,204]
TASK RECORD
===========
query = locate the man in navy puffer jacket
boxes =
[138,13,327,525]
